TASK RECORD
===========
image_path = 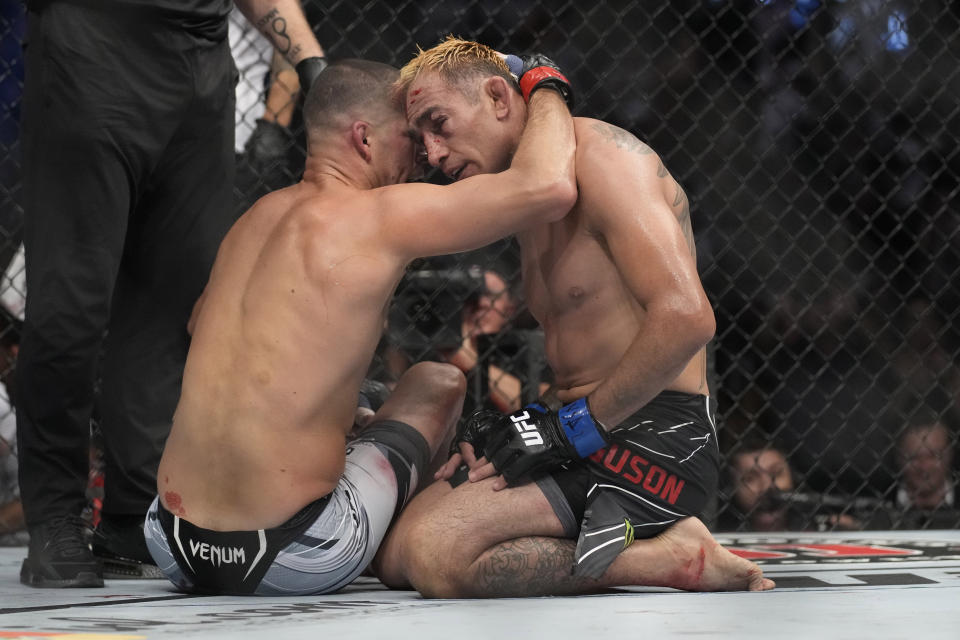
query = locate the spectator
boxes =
[17,0,326,588]
[892,411,957,524]
[721,439,800,532]
[382,248,543,415]
[719,437,864,532]
[440,264,527,413]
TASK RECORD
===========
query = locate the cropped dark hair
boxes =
[303,58,401,134]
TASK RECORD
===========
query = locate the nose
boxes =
[422,135,448,168]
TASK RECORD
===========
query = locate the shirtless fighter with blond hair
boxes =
[375,38,774,596]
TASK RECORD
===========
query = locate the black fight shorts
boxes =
[536,391,720,578]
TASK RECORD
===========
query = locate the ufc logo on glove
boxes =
[509,411,544,446]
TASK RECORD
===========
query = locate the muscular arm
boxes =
[234,0,324,66]
[579,121,714,427]
[381,89,577,260]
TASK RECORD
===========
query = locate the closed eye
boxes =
[431,115,448,133]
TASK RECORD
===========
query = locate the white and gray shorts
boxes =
[143,420,429,596]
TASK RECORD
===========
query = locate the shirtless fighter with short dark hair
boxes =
[375,38,774,596]
[143,57,578,595]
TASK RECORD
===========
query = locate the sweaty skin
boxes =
[381,57,771,595]
[408,68,713,456]
[157,82,576,532]
[427,114,715,484]
[159,184,410,530]
[521,118,711,414]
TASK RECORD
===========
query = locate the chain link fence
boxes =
[1,0,957,535]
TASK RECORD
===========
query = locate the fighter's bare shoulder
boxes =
[574,117,667,178]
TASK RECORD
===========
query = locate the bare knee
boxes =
[405,361,466,402]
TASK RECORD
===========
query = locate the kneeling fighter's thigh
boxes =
[399,475,567,557]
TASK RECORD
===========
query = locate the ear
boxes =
[483,76,518,121]
[351,122,372,161]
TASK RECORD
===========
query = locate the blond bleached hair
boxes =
[395,36,517,100]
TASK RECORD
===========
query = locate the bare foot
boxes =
[655,518,775,592]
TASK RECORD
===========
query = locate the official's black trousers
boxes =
[17,1,237,524]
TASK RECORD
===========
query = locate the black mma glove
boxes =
[450,409,503,458]
[295,56,328,98]
[503,53,574,109]
[482,398,608,486]
[244,118,295,188]
[358,378,390,412]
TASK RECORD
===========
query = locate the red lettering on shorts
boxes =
[603,445,630,473]
[643,465,667,494]
[660,474,685,504]
[623,454,647,484]
[591,445,686,504]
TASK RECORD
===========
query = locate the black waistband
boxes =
[157,495,330,595]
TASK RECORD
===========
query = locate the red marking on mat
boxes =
[164,491,186,516]
[728,548,796,560]
[761,543,921,557]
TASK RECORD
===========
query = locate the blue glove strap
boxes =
[504,54,523,78]
[558,397,607,457]
[525,402,548,414]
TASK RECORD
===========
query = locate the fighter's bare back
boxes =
[158,181,408,532]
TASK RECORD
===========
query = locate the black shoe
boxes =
[92,515,164,580]
[20,515,104,588]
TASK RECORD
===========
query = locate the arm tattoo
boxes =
[591,121,654,156]
[592,121,696,256]
[270,16,291,54]
[255,8,300,59]
[473,537,603,597]
[255,8,278,28]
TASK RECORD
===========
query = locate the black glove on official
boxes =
[503,53,574,109]
[244,118,294,188]
[482,398,608,486]
[295,56,328,98]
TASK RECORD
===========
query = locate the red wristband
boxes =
[518,66,571,103]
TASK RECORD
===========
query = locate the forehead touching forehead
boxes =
[395,35,517,109]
